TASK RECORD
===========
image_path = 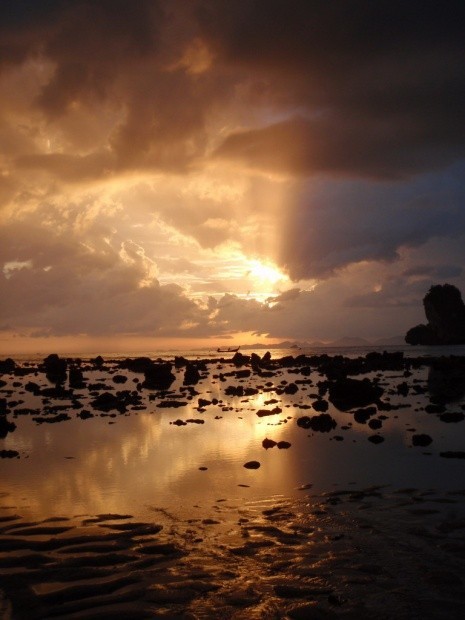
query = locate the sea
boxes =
[2,343,465,521]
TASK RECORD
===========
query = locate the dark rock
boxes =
[143,363,175,390]
[277,441,291,449]
[439,411,465,423]
[69,367,86,388]
[0,415,16,438]
[232,352,249,367]
[284,383,298,394]
[112,374,128,384]
[90,390,141,413]
[78,409,94,419]
[297,414,336,432]
[244,460,261,469]
[297,416,312,429]
[120,357,153,373]
[262,438,277,449]
[425,403,446,414]
[256,407,282,417]
[368,435,385,444]
[42,354,67,384]
[353,406,376,424]
[33,413,71,424]
[397,382,409,396]
[0,449,19,458]
[328,378,383,411]
[0,358,16,374]
[91,355,104,367]
[183,363,201,385]
[406,284,465,345]
[174,356,189,368]
[368,418,383,430]
[312,399,328,412]
[412,434,433,446]
[158,400,188,408]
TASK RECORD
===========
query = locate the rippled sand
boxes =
[1,486,465,619]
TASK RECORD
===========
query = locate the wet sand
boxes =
[1,486,465,619]
[2,351,465,617]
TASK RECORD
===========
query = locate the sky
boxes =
[1,0,465,353]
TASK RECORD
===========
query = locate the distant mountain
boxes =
[240,335,405,350]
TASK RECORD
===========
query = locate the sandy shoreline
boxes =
[1,485,465,619]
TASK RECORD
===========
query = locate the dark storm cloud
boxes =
[278,163,465,279]
[202,0,465,178]
[2,0,465,180]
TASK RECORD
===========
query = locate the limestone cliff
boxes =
[405,284,465,345]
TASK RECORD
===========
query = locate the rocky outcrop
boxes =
[405,284,465,345]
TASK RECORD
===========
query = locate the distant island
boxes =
[405,284,465,345]
[240,335,405,350]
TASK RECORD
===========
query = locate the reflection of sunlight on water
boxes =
[2,361,465,520]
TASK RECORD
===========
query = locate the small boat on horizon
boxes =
[216,346,240,353]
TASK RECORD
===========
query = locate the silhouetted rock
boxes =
[232,352,249,367]
[243,460,260,469]
[42,354,67,385]
[120,357,153,373]
[142,363,176,390]
[69,367,86,389]
[0,358,16,374]
[412,434,433,446]
[0,415,16,438]
[353,406,376,424]
[183,363,201,385]
[262,438,277,449]
[328,378,383,411]
[296,413,336,432]
[0,449,19,458]
[406,284,465,345]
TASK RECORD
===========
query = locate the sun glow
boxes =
[246,259,288,287]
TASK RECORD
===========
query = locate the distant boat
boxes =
[217,346,240,353]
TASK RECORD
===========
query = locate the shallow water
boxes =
[2,354,465,521]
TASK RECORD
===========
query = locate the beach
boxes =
[1,349,465,618]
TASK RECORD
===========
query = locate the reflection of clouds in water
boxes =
[3,361,465,520]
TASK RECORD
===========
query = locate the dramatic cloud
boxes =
[1,1,465,349]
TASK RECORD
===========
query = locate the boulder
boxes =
[42,354,67,384]
[328,378,383,411]
[143,363,176,390]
